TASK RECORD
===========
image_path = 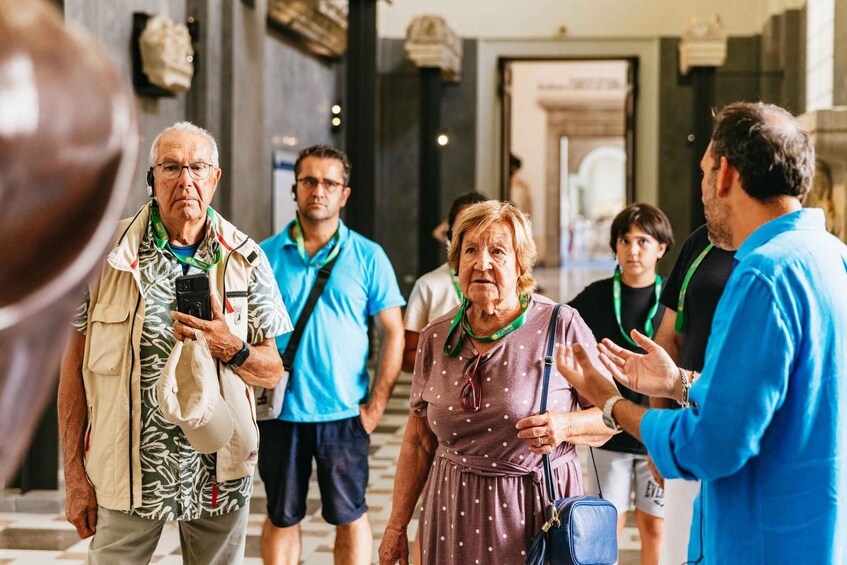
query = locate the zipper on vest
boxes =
[128,293,141,508]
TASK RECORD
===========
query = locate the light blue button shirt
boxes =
[260,220,405,422]
[642,209,847,563]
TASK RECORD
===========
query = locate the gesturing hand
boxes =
[597,330,679,400]
[556,343,621,409]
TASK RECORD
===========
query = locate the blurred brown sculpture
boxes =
[0,0,137,485]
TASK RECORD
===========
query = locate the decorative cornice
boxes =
[268,0,347,58]
[405,15,462,82]
[679,14,727,74]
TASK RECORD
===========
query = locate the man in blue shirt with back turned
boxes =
[560,102,847,564]
[259,145,405,565]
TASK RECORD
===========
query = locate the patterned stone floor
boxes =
[0,265,648,564]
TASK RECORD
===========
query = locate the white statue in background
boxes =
[139,14,194,93]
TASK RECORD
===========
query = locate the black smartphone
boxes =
[175,273,212,320]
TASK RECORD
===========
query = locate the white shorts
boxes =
[659,478,701,565]
[585,448,665,518]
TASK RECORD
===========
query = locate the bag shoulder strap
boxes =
[539,304,561,504]
[281,255,339,370]
[539,304,603,504]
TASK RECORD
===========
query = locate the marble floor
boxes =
[0,265,649,564]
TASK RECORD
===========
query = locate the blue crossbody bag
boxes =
[525,304,618,565]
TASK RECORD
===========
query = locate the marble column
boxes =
[405,15,461,275]
[346,0,378,240]
[679,14,727,230]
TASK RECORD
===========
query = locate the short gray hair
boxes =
[148,121,220,168]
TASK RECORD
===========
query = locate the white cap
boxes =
[157,330,234,454]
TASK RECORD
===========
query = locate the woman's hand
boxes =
[515,411,573,454]
[378,524,410,565]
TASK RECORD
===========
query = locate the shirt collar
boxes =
[282,217,349,248]
[141,211,220,265]
[735,208,825,263]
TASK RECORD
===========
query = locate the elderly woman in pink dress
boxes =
[379,201,616,564]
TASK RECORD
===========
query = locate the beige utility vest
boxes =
[82,204,261,511]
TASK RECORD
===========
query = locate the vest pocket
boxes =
[87,304,131,375]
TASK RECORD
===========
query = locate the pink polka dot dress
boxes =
[411,294,602,564]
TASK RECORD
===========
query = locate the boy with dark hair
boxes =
[569,202,673,565]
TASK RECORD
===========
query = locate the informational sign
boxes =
[272,149,297,234]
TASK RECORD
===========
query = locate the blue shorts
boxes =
[258,416,370,527]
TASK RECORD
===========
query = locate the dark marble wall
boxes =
[65,0,189,214]
[65,0,342,241]
[262,28,340,240]
[657,11,806,271]
[377,38,478,295]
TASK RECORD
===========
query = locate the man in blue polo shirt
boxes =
[259,145,405,565]
[560,102,847,563]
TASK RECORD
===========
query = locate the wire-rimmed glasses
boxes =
[156,160,215,180]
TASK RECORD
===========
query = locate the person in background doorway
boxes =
[509,153,533,219]
[568,203,673,564]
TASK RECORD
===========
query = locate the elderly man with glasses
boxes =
[58,122,292,564]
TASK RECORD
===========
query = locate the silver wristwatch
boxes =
[601,395,625,431]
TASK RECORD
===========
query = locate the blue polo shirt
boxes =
[260,219,405,422]
[641,209,847,563]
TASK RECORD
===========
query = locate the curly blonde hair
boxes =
[448,200,537,295]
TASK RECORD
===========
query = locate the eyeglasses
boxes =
[297,176,345,192]
[156,161,215,181]
[460,353,483,411]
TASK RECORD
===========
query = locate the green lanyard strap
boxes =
[675,243,714,333]
[294,215,341,268]
[612,268,662,349]
[150,205,220,271]
[443,294,529,357]
[450,269,463,302]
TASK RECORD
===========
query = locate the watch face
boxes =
[602,412,617,430]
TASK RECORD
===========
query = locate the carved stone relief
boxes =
[679,13,727,74]
[139,15,194,93]
[405,15,462,82]
[268,0,348,57]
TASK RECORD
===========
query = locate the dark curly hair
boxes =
[294,145,351,185]
[710,102,814,203]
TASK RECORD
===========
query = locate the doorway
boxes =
[501,58,636,270]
